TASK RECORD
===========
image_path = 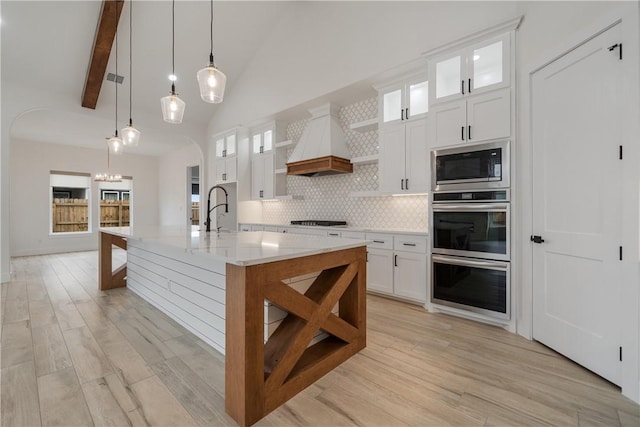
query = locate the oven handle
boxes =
[432,254,509,270]
[432,203,509,211]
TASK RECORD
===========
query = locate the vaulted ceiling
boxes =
[2,1,292,155]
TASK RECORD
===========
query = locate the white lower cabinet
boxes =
[366,249,394,294]
[393,251,427,302]
[365,232,427,303]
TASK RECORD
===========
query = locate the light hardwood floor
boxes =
[1,250,639,427]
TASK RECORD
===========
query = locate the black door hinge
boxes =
[608,43,622,60]
[619,145,623,160]
[619,346,622,361]
[619,246,623,261]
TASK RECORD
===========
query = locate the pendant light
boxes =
[94,144,123,182]
[107,0,123,156]
[122,0,140,146]
[161,0,185,124]
[196,0,226,103]
[96,3,123,183]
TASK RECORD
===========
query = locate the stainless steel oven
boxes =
[431,140,510,192]
[432,190,510,261]
[431,254,510,320]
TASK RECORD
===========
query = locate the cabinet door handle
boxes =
[394,254,398,267]
[405,107,409,120]
[260,146,264,154]
[222,149,227,157]
[468,78,472,93]
[405,178,409,190]
[468,125,472,140]
[461,126,465,141]
[259,190,263,198]
[373,240,385,244]
[461,80,465,95]
[401,179,404,190]
[223,173,226,181]
[402,243,417,247]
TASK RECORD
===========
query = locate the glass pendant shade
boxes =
[197,65,226,103]
[107,135,124,155]
[161,92,186,124]
[121,124,141,146]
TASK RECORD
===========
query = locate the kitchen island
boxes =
[99,227,367,427]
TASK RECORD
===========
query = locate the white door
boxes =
[262,153,275,199]
[225,158,237,183]
[251,156,264,200]
[532,25,623,385]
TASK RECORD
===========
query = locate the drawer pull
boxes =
[402,243,417,247]
[328,233,340,236]
[373,240,385,244]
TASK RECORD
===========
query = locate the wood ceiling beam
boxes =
[81,0,125,109]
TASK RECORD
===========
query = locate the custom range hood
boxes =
[286,103,353,176]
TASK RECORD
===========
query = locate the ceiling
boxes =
[2,1,292,156]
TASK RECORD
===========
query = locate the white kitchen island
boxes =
[99,227,367,427]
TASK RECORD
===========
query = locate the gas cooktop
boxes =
[290,220,347,227]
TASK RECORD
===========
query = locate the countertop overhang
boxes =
[100,226,368,267]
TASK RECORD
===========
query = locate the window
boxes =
[99,180,132,228]
[50,171,91,234]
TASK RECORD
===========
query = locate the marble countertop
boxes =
[100,226,368,267]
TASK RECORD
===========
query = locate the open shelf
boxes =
[350,154,379,165]
[274,140,294,148]
[349,118,378,133]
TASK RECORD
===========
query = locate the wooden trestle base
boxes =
[99,231,127,291]
[225,246,367,427]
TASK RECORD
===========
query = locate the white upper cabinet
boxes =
[429,88,510,147]
[251,123,282,155]
[210,129,242,185]
[249,121,287,200]
[429,33,510,105]
[378,71,429,126]
[379,119,429,194]
[214,131,236,158]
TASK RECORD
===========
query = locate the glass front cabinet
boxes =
[429,33,510,106]
[378,72,429,126]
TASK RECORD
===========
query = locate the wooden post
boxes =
[99,231,127,290]
[225,246,367,426]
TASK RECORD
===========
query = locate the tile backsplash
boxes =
[262,97,428,231]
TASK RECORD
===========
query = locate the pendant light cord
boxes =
[209,0,214,63]
[171,0,176,94]
[114,0,118,136]
[128,0,133,126]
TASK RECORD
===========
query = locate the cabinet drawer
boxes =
[393,235,427,253]
[366,233,393,250]
[341,231,366,240]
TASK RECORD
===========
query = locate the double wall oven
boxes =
[430,140,511,321]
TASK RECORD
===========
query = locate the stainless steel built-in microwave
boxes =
[431,140,510,192]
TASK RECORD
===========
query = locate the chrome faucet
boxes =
[205,185,229,232]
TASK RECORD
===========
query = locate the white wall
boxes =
[158,143,202,227]
[10,138,159,256]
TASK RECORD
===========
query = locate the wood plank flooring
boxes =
[1,250,639,427]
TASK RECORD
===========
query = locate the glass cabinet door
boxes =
[407,78,428,120]
[263,130,273,152]
[434,51,464,102]
[382,88,402,124]
[215,138,225,158]
[252,133,262,154]
[469,34,510,94]
[226,134,236,157]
